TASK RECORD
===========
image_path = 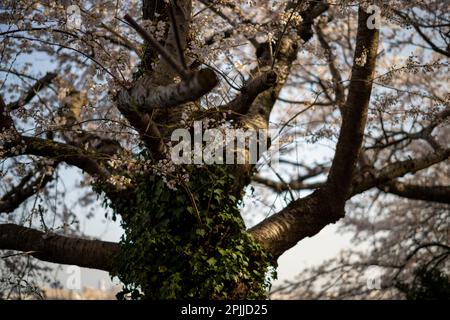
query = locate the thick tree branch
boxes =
[0,165,56,214]
[295,0,330,43]
[153,0,192,84]
[379,181,450,204]
[324,9,379,204]
[0,224,120,271]
[226,1,329,196]
[4,136,110,180]
[0,95,14,129]
[249,8,379,258]
[117,68,218,111]
[351,148,450,195]
[7,72,57,111]
[249,192,324,258]
[221,71,277,116]
[249,150,449,257]
[167,0,188,70]
[115,104,166,157]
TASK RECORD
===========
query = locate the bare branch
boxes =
[198,0,259,48]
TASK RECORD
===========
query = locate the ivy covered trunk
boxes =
[107,0,276,299]
[111,165,275,299]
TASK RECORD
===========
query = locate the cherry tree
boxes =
[0,0,448,299]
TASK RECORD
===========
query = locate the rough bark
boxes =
[117,68,218,111]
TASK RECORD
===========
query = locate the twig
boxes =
[1,251,39,259]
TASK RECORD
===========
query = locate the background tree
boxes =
[0,0,448,299]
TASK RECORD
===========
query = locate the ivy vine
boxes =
[108,165,276,299]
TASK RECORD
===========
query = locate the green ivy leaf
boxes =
[207,257,217,266]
